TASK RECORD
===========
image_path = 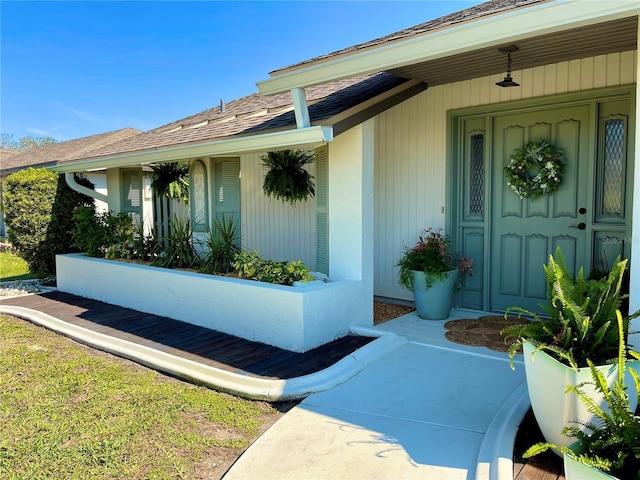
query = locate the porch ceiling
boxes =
[390,17,638,86]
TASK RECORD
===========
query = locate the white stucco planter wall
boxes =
[56,254,369,353]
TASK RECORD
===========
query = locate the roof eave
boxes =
[257,0,639,95]
[50,126,334,173]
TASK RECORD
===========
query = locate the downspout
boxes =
[65,172,109,204]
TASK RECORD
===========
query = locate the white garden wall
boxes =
[56,253,368,353]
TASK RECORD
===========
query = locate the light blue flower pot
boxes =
[410,269,457,320]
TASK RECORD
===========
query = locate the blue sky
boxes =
[1,1,478,142]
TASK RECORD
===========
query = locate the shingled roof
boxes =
[77,72,409,161]
[0,128,143,176]
[271,0,547,75]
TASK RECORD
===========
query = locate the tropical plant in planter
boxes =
[396,227,474,320]
[501,248,640,449]
[261,149,315,205]
[523,311,640,480]
[199,215,241,274]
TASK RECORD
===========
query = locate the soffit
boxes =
[390,17,637,86]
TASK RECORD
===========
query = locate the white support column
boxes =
[327,119,375,326]
[291,87,311,129]
[629,20,640,340]
[106,168,122,213]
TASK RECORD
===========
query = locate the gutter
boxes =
[257,0,639,95]
[65,172,108,204]
[51,126,333,173]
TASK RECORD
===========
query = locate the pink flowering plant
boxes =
[397,227,474,290]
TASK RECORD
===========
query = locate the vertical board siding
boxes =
[240,152,316,269]
[374,51,637,300]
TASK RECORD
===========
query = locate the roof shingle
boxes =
[79,73,409,160]
[271,0,547,75]
[0,128,143,176]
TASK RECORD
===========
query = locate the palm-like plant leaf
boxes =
[151,162,190,203]
[524,312,640,478]
[501,247,634,369]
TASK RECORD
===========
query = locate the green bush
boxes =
[200,215,241,274]
[233,250,312,286]
[153,216,200,269]
[72,207,140,259]
[4,168,94,276]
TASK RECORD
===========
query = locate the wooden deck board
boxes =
[513,409,565,480]
[2,291,374,380]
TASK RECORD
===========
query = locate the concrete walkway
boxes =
[224,312,529,480]
[1,292,530,480]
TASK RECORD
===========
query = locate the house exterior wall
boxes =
[240,152,317,269]
[374,51,638,302]
[106,167,153,235]
[85,173,108,213]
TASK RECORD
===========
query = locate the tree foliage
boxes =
[1,133,57,150]
[4,168,94,276]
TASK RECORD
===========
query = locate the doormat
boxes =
[444,316,530,352]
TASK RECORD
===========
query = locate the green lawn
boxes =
[0,315,284,479]
[0,251,37,281]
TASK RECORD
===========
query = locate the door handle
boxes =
[569,222,586,230]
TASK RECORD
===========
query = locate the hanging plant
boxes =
[504,141,564,200]
[150,162,190,203]
[261,149,315,204]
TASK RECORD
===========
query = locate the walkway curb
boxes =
[0,305,406,401]
[475,381,530,480]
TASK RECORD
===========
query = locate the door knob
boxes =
[569,222,586,230]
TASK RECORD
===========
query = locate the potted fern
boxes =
[261,149,315,204]
[523,311,640,479]
[501,248,639,449]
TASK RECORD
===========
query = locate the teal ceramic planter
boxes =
[410,269,457,320]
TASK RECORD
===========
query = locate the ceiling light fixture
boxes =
[496,46,520,88]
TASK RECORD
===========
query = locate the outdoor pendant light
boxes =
[496,46,520,88]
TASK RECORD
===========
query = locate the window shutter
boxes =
[214,159,241,235]
[122,171,142,225]
[315,146,329,275]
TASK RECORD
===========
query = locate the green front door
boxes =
[490,105,592,313]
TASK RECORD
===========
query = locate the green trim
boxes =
[120,170,143,218]
[448,85,635,119]
[447,85,635,312]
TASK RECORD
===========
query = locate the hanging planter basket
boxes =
[261,149,315,205]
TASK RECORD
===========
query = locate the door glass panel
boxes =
[191,161,207,230]
[601,118,625,216]
[469,133,484,216]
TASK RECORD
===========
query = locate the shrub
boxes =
[153,216,200,269]
[199,215,241,274]
[4,168,94,276]
[72,206,134,258]
[233,250,312,286]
